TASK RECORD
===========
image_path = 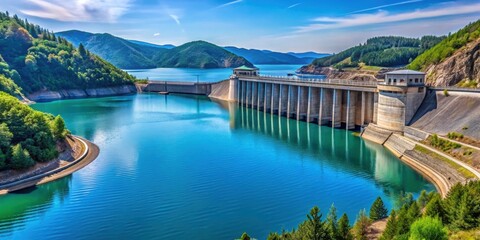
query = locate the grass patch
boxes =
[449,228,480,240]
[414,145,476,179]
[135,79,149,84]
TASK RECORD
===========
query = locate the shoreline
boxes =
[0,136,99,195]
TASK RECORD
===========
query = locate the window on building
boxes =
[415,78,418,83]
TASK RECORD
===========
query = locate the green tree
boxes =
[380,210,398,240]
[396,205,411,235]
[370,197,389,221]
[407,202,421,224]
[0,149,6,169]
[337,213,353,240]
[409,217,448,240]
[306,206,327,240]
[353,209,371,240]
[51,115,67,139]
[239,232,251,240]
[417,190,430,209]
[424,194,446,223]
[9,144,34,169]
[78,43,87,57]
[326,204,339,239]
[0,123,13,148]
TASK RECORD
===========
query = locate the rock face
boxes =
[27,85,136,102]
[297,66,380,81]
[425,38,480,87]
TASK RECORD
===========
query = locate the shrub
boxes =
[9,144,34,169]
[409,217,448,240]
[443,89,449,96]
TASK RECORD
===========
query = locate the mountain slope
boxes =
[0,13,135,94]
[128,40,175,49]
[154,41,253,68]
[224,47,326,64]
[408,20,480,87]
[57,30,167,69]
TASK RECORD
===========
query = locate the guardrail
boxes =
[239,75,378,87]
[429,87,480,93]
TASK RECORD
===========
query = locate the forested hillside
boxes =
[310,36,444,69]
[0,92,66,170]
[0,12,135,94]
[154,41,253,68]
[57,30,167,69]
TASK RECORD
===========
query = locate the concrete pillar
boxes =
[318,88,324,125]
[271,84,279,115]
[258,83,264,111]
[297,86,309,121]
[290,86,298,119]
[373,92,379,124]
[346,90,357,130]
[361,92,366,126]
[246,81,251,107]
[265,83,272,112]
[310,87,320,123]
[296,86,301,120]
[287,85,291,118]
[241,81,246,106]
[278,84,283,116]
[332,89,342,128]
[230,78,238,102]
[307,87,312,122]
[251,81,256,108]
[280,85,289,116]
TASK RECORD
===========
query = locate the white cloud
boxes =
[349,0,423,14]
[153,33,160,37]
[215,0,243,9]
[20,0,131,23]
[287,3,302,9]
[296,2,480,33]
[169,14,181,25]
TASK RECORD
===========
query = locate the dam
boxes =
[139,66,428,135]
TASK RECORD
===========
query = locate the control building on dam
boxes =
[225,66,427,134]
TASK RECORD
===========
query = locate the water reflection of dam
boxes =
[229,104,432,199]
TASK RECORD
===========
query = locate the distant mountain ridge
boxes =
[224,46,330,64]
[57,30,252,69]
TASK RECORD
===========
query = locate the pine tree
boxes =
[417,190,429,209]
[424,195,446,223]
[337,213,353,240]
[370,197,389,221]
[353,209,371,240]
[306,206,327,240]
[239,232,251,240]
[380,210,397,240]
[396,205,410,235]
[407,202,421,224]
[78,43,87,57]
[326,204,339,239]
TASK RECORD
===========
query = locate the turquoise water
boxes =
[0,94,434,239]
[125,64,304,82]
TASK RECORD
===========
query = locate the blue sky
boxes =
[2,0,480,52]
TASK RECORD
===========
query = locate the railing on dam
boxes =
[239,75,378,88]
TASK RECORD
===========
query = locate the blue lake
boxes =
[0,94,434,239]
[125,64,304,82]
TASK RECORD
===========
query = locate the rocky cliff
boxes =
[27,85,136,102]
[425,38,480,87]
[297,65,383,81]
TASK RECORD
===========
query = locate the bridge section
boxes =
[232,76,379,129]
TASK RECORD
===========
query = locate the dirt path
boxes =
[0,136,99,195]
